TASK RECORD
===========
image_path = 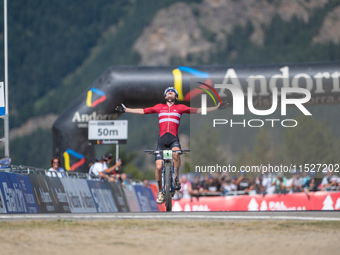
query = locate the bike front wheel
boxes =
[164,163,172,212]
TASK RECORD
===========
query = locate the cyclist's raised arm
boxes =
[125,108,145,115]
[195,100,228,114]
[115,104,145,115]
[196,105,218,114]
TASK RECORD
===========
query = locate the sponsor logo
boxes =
[86,88,107,108]
[54,188,68,204]
[79,191,96,210]
[72,111,116,128]
[0,191,5,209]
[90,188,116,213]
[63,149,85,172]
[247,198,307,211]
[33,186,52,205]
[172,201,211,212]
[66,191,82,209]
[50,187,58,204]
[2,182,27,212]
[33,186,42,205]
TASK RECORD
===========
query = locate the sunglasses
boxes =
[53,161,60,164]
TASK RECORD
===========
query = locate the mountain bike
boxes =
[145,149,190,212]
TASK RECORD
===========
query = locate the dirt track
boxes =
[0,219,339,255]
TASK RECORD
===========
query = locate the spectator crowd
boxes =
[174,168,340,199]
[44,155,340,199]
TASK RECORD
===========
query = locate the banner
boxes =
[72,179,97,213]
[87,180,118,213]
[44,176,71,213]
[123,184,140,212]
[15,174,39,213]
[60,178,84,213]
[0,187,6,213]
[107,182,130,212]
[0,173,8,213]
[144,187,159,212]
[0,172,27,213]
[172,192,340,212]
[28,174,56,213]
[149,184,165,212]
[133,185,152,212]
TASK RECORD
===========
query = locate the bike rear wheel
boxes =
[164,163,172,212]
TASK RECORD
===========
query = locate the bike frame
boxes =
[162,150,175,194]
[145,149,189,212]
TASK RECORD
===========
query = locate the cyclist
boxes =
[115,87,226,204]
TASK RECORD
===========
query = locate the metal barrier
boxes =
[0,163,90,179]
[322,186,340,192]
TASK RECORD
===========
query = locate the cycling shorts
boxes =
[155,133,181,161]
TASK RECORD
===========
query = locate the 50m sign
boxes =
[88,120,128,140]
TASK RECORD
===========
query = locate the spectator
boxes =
[321,169,339,190]
[121,173,129,187]
[303,172,318,192]
[253,175,265,194]
[179,175,192,199]
[47,157,65,178]
[217,173,226,188]
[88,155,115,181]
[201,175,221,195]
[292,170,304,192]
[285,171,296,193]
[235,172,254,194]
[321,169,329,188]
[262,170,275,194]
[191,176,201,198]
[302,171,311,186]
[104,152,122,181]
[143,179,149,188]
[200,175,209,192]
[231,175,238,189]
[221,177,237,195]
[271,172,287,194]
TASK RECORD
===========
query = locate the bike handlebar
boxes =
[144,149,190,155]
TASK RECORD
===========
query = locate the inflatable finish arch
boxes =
[52,62,340,173]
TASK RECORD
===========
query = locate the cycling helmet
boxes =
[164,87,178,98]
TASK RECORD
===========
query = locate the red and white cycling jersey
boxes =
[143,104,198,137]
